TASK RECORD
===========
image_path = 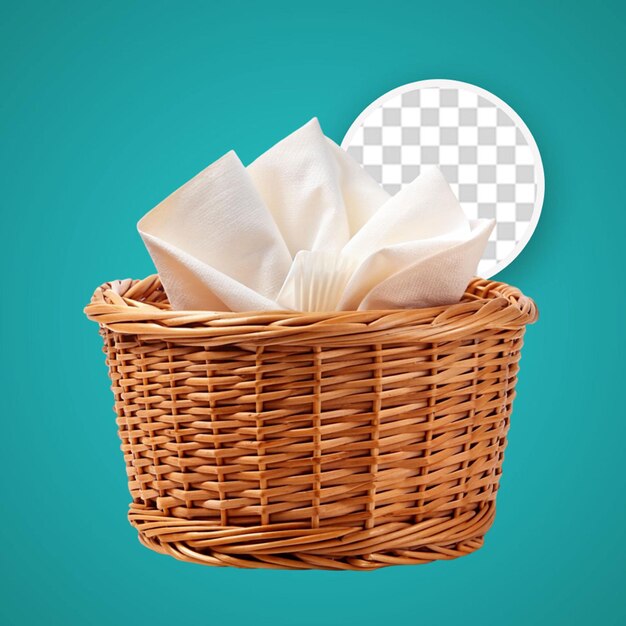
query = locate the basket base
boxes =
[129,502,495,570]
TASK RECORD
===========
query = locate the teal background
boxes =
[2,1,624,624]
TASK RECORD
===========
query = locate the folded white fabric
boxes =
[138,118,494,312]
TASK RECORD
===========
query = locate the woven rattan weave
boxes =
[85,275,537,570]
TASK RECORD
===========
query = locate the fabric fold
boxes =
[247,118,389,256]
[138,119,495,313]
[339,219,494,310]
[138,150,291,310]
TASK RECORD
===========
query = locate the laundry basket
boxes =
[85,274,537,570]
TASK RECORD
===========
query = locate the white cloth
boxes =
[139,118,494,312]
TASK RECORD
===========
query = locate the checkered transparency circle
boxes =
[342,80,543,278]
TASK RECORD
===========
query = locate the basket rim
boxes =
[84,274,538,346]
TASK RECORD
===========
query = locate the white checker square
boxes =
[516,183,536,203]
[401,108,421,126]
[462,202,479,220]
[382,126,402,145]
[439,145,460,164]
[458,126,479,145]
[477,145,498,164]
[439,108,460,127]
[496,164,517,184]
[419,88,440,107]
[400,145,422,164]
[516,145,535,165]
[384,164,403,185]
[420,127,440,146]
[477,183,498,203]
[457,164,479,184]
[496,126,517,145]
[498,203,517,222]
[366,107,384,126]
[352,127,364,145]
[362,145,383,163]
[477,107,498,126]
[458,90,478,107]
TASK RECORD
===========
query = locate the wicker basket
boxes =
[85,274,537,570]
